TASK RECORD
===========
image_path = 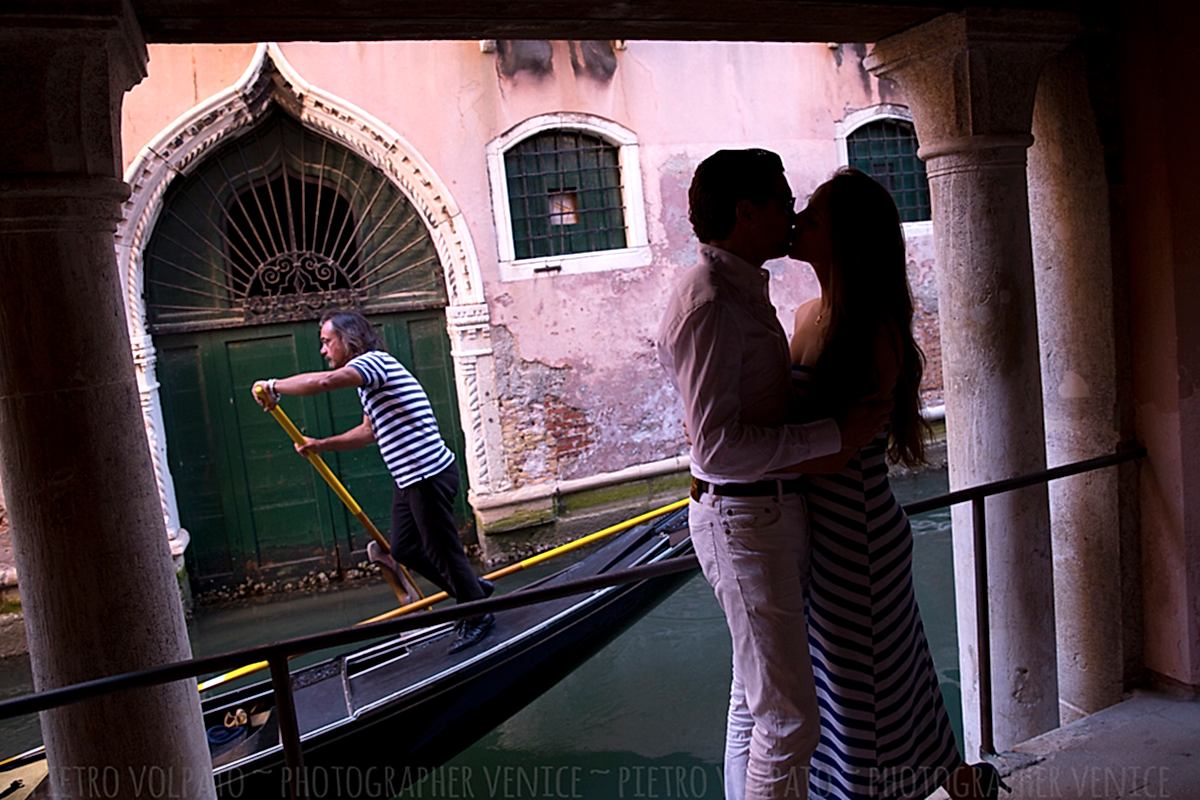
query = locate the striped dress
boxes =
[794,366,961,800]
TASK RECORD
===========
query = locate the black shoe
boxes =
[448,613,494,654]
[479,578,495,598]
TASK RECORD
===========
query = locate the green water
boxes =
[0,469,957,799]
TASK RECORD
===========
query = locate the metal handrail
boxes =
[0,444,1145,792]
[906,442,1145,756]
[904,445,1144,515]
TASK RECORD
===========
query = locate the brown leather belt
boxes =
[690,476,805,501]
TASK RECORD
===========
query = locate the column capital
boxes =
[0,0,147,178]
[865,10,1078,154]
[0,1,146,80]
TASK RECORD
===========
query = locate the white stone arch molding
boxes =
[115,43,504,558]
[834,103,933,236]
[485,112,650,282]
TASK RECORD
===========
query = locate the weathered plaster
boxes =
[122,44,258,172]
[1122,0,1200,689]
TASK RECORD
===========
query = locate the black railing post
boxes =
[972,496,995,756]
[269,653,306,800]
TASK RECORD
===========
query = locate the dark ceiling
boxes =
[15,1,1083,44]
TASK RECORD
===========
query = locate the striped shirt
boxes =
[347,351,455,489]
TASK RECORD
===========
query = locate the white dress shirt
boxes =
[657,244,841,484]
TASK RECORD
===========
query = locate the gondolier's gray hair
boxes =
[320,310,385,357]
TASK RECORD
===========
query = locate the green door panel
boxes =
[222,332,335,568]
[159,311,467,591]
[158,342,239,582]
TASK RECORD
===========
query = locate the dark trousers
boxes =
[389,463,483,603]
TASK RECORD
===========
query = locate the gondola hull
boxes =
[204,507,694,797]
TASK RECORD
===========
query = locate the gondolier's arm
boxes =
[252,366,362,410]
[295,416,375,456]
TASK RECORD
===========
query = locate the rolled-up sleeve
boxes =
[662,301,841,480]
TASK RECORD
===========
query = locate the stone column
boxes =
[1027,46,1125,723]
[0,5,216,798]
[866,11,1076,755]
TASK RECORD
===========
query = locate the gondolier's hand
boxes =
[252,379,280,410]
[295,436,323,457]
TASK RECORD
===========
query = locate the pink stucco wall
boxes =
[1121,4,1200,688]
[120,41,942,490]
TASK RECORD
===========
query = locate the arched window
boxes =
[504,130,626,259]
[144,111,444,330]
[487,115,649,281]
[839,108,931,224]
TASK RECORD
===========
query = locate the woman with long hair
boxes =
[788,168,1009,800]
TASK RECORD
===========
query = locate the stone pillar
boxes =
[1027,46,1125,723]
[0,5,216,798]
[866,11,1076,755]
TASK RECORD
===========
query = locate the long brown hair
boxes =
[319,310,384,358]
[813,167,930,466]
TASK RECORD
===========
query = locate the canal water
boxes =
[0,468,957,799]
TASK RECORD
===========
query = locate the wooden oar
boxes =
[252,385,422,605]
[195,496,688,693]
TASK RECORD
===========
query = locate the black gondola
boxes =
[3,506,694,799]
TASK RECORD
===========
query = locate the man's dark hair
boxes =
[688,148,785,243]
[320,310,384,358]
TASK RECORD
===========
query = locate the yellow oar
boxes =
[252,385,421,605]
[196,496,688,693]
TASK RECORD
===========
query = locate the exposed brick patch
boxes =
[545,393,593,463]
[492,326,598,489]
[908,251,945,409]
[497,390,593,488]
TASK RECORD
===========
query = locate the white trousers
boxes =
[689,491,819,800]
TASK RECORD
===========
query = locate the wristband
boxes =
[266,378,280,403]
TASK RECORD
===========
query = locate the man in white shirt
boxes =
[657,149,884,800]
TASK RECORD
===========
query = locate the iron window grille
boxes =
[143,111,444,331]
[503,131,627,259]
[846,118,931,223]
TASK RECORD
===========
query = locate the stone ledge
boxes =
[475,469,690,564]
[0,612,26,660]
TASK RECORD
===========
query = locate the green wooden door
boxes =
[157,311,468,591]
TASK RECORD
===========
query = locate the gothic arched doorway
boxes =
[143,109,468,591]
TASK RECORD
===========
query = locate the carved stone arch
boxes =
[116,44,505,558]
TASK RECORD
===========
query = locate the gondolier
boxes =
[253,309,494,653]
